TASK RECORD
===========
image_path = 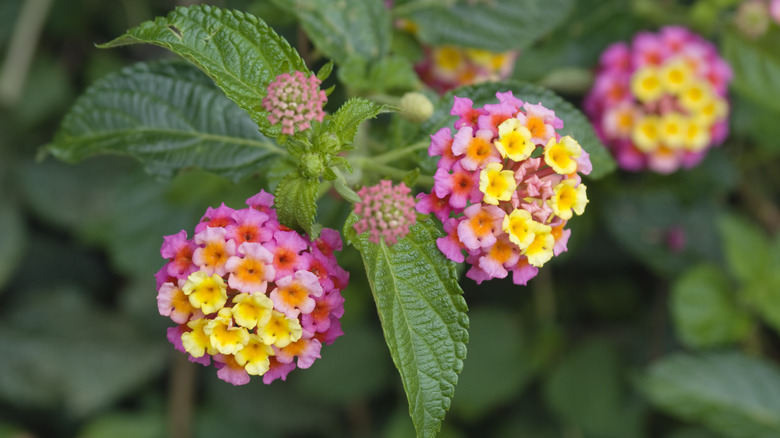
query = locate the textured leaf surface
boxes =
[423,80,616,179]
[271,0,391,63]
[396,0,574,52]
[100,5,309,137]
[346,217,469,438]
[274,171,320,236]
[671,264,751,348]
[638,352,780,438]
[723,30,780,114]
[47,61,284,180]
[326,97,394,150]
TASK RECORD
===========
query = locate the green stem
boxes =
[353,157,434,188]
[167,352,196,438]
[533,266,556,325]
[0,0,53,106]
[371,140,430,164]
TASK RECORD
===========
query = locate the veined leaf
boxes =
[394,0,574,52]
[325,97,395,151]
[637,352,780,438]
[274,171,321,236]
[47,61,284,181]
[270,0,391,64]
[423,80,616,179]
[345,216,469,438]
[100,5,309,137]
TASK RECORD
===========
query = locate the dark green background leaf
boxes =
[638,352,780,438]
[395,0,575,52]
[100,5,310,137]
[346,216,469,438]
[671,264,751,348]
[723,29,780,114]
[47,61,284,181]
[271,0,391,64]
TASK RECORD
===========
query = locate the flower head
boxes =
[415,45,519,94]
[353,180,417,245]
[157,191,348,385]
[417,92,592,285]
[262,71,327,135]
[585,26,732,173]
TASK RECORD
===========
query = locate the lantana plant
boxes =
[46,3,615,437]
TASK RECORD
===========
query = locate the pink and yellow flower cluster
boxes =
[584,26,732,173]
[415,45,518,94]
[416,91,592,285]
[156,191,348,385]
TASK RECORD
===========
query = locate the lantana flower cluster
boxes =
[353,180,417,245]
[262,70,327,135]
[415,45,518,94]
[156,190,348,385]
[584,26,732,173]
[416,91,592,285]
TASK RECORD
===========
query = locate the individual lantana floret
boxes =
[584,26,732,173]
[156,190,348,385]
[415,45,519,94]
[262,70,327,135]
[353,180,417,245]
[416,91,592,285]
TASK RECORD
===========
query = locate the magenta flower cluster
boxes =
[416,91,592,285]
[156,190,348,385]
[262,70,327,135]
[353,180,417,245]
[584,26,732,173]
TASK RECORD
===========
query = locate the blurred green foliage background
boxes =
[1,0,780,437]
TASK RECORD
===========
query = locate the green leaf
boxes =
[723,29,780,114]
[274,171,320,236]
[395,0,575,52]
[671,264,751,348]
[271,0,391,63]
[338,55,421,94]
[0,287,166,417]
[324,97,395,151]
[100,5,309,137]
[544,339,645,438]
[717,213,770,285]
[345,216,469,438]
[637,351,780,438]
[423,80,616,179]
[47,61,284,181]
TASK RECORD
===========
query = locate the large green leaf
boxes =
[422,80,616,179]
[270,0,391,64]
[637,352,780,438]
[345,216,469,438]
[671,264,751,348]
[47,61,284,181]
[394,0,575,52]
[100,5,309,137]
[723,29,780,114]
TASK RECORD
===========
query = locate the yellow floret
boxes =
[660,58,693,94]
[544,136,582,175]
[232,292,274,329]
[182,271,227,315]
[548,179,588,221]
[502,209,551,251]
[494,118,534,161]
[631,66,663,102]
[479,162,517,205]
[258,310,303,348]
[631,116,662,152]
[234,334,275,376]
